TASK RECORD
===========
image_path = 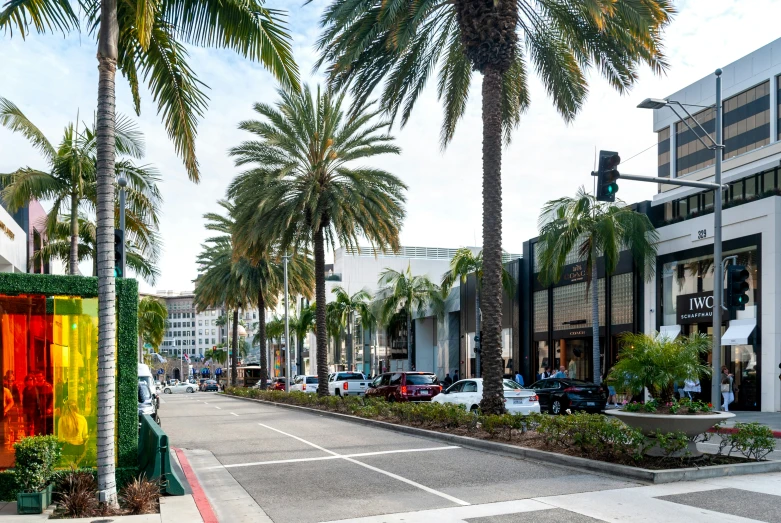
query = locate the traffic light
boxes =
[114,229,125,278]
[726,264,750,312]
[594,150,621,202]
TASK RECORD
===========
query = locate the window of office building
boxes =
[611,273,633,326]
[723,81,770,160]
[777,76,781,141]
[657,127,671,178]
[676,107,715,176]
[552,280,605,331]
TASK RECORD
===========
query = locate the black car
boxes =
[202,379,220,392]
[528,378,606,414]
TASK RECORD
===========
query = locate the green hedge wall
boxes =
[0,273,138,499]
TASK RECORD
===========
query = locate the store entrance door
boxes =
[552,338,594,382]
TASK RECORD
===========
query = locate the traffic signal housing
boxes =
[594,150,621,202]
[726,264,750,313]
[114,229,125,278]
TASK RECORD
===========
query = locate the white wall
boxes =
[646,196,781,412]
[0,206,27,273]
[414,317,436,373]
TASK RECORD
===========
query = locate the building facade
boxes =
[646,37,781,412]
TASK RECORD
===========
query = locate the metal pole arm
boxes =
[616,172,727,190]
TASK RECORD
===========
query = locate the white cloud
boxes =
[1,0,779,293]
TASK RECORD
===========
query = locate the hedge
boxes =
[0,273,138,499]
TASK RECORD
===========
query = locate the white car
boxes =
[290,375,319,393]
[431,378,540,415]
[162,381,196,394]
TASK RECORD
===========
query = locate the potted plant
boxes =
[606,332,734,456]
[13,435,62,514]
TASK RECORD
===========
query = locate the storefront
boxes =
[523,239,644,384]
[656,236,761,410]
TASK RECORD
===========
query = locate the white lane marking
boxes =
[215,406,222,410]
[231,412,239,417]
[257,423,470,506]
[219,446,460,469]
[203,402,209,404]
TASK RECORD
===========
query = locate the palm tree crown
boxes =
[536,188,659,384]
[228,84,406,395]
[138,296,167,352]
[332,286,372,371]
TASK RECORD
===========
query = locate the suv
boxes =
[366,372,441,402]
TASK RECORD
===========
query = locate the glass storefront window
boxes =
[611,273,633,325]
[0,295,99,470]
[536,341,549,376]
[552,280,605,330]
[533,291,548,333]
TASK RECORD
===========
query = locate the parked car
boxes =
[201,379,219,392]
[138,363,159,409]
[431,378,540,415]
[366,372,442,402]
[528,378,606,414]
[328,372,371,396]
[162,381,196,394]
[270,377,288,391]
[290,375,319,393]
[138,381,160,427]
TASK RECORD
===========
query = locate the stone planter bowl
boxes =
[606,409,735,457]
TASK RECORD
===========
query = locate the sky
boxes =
[1,0,780,294]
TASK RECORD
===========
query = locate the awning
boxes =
[659,324,682,340]
[722,318,756,346]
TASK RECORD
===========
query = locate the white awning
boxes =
[659,325,682,340]
[722,319,756,346]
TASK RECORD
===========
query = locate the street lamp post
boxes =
[283,252,291,393]
[118,176,127,276]
[636,69,726,409]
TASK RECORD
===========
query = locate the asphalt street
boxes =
[159,392,781,523]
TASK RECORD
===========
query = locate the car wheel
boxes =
[163,389,172,394]
[334,389,341,397]
[187,388,194,393]
[550,399,563,415]
[470,405,479,413]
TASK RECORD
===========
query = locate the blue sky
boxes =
[1,0,779,293]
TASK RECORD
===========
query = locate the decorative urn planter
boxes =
[606,410,735,457]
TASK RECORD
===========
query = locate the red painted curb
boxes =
[174,447,219,523]
[708,427,781,439]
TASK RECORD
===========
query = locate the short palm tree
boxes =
[315,0,673,414]
[2,0,299,502]
[440,248,516,382]
[377,266,443,370]
[325,301,344,368]
[536,188,659,384]
[138,296,167,356]
[331,287,372,371]
[229,85,406,396]
[204,347,227,366]
[292,303,316,375]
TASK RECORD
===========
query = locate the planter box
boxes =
[16,484,52,515]
[606,410,735,457]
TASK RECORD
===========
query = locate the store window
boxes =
[552,280,605,331]
[0,295,99,470]
[676,107,715,176]
[533,291,548,333]
[611,273,633,326]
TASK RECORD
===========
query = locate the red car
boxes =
[366,372,442,402]
[271,377,288,391]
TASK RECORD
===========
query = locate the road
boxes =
[160,392,781,523]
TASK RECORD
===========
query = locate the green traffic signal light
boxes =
[607,183,618,194]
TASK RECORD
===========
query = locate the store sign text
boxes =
[676,291,723,324]
[561,262,587,284]
[0,220,15,240]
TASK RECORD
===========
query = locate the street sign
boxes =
[157,369,164,375]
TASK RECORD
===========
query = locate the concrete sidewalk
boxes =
[718,411,781,437]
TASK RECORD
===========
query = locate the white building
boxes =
[646,37,781,412]
[0,204,26,273]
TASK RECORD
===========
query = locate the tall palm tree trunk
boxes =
[591,246,601,385]
[314,226,329,395]
[231,309,239,386]
[478,68,505,414]
[69,192,79,275]
[258,289,267,389]
[95,0,120,506]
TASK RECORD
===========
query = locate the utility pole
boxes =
[283,252,291,392]
[118,177,127,276]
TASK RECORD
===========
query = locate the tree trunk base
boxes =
[479,396,505,415]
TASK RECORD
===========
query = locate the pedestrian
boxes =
[682,378,700,400]
[453,370,460,382]
[553,366,567,379]
[537,366,551,381]
[514,371,524,387]
[443,372,452,388]
[721,366,734,411]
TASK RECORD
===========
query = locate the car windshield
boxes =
[306,377,318,384]
[405,374,438,385]
[138,383,151,402]
[338,373,365,380]
[503,379,523,390]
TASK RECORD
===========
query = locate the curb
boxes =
[223,393,781,484]
[709,427,781,439]
[173,447,218,523]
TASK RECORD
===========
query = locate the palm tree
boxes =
[229,85,406,396]
[138,296,167,359]
[536,188,658,384]
[325,301,344,368]
[2,1,299,503]
[331,287,372,371]
[292,303,316,375]
[315,0,673,414]
[377,266,443,370]
[440,248,515,381]
[0,100,154,275]
[204,347,227,366]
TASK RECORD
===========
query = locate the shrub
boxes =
[718,422,775,461]
[120,476,160,515]
[13,436,62,492]
[55,467,98,518]
[652,430,691,461]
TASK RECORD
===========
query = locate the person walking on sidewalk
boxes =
[721,366,735,412]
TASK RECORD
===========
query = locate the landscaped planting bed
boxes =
[225,388,775,470]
